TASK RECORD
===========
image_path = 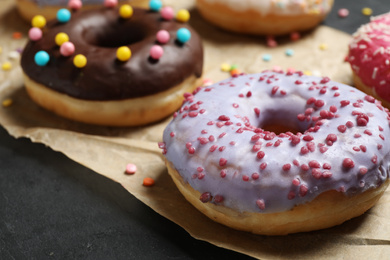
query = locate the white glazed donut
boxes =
[196,0,334,36]
[161,71,390,235]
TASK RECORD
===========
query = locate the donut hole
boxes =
[84,22,146,48]
[258,108,309,135]
[261,123,301,135]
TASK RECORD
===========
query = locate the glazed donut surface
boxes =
[161,71,390,234]
[196,0,334,35]
[21,7,203,101]
[348,12,390,108]
[21,5,203,126]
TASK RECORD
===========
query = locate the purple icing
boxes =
[162,71,390,214]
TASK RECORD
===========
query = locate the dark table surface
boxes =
[1,0,389,259]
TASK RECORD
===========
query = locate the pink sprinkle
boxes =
[282,164,291,171]
[371,155,378,164]
[214,195,224,203]
[150,45,164,59]
[360,145,367,152]
[252,173,259,180]
[337,125,347,133]
[292,178,300,186]
[156,30,170,44]
[291,135,301,145]
[160,6,174,20]
[338,8,349,18]
[104,0,117,7]
[346,121,354,128]
[60,41,75,56]
[301,164,309,171]
[257,151,265,159]
[200,192,212,203]
[209,145,218,152]
[266,36,277,47]
[299,185,308,197]
[290,32,301,41]
[220,170,226,178]
[311,169,322,179]
[302,135,313,141]
[323,171,332,178]
[219,158,227,166]
[242,175,249,181]
[125,163,137,175]
[188,147,195,154]
[254,107,260,116]
[68,0,82,9]
[359,167,368,175]
[256,199,265,210]
[342,158,354,169]
[218,115,230,121]
[287,191,296,200]
[260,162,267,170]
[170,132,175,137]
[314,99,325,107]
[340,100,350,107]
[309,160,320,168]
[322,163,331,170]
[28,27,42,41]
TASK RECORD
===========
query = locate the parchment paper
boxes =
[1,1,389,259]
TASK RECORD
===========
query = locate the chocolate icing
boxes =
[21,7,203,101]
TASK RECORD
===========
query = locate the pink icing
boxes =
[348,13,390,102]
[161,71,390,213]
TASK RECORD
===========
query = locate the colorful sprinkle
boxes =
[230,68,240,76]
[104,0,118,8]
[116,46,131,61]
[149,45,164,59]
[156,30,170,44]
[34,51,50,66]
[31,15,46,28]
[143,177,155,187]
[8,51,20,60]
[176,28,191,43]
[73,54,87,68]
[57,8,71,23]
[55,32,69,46]
[2,62,11,71]
[149,0,162,11]
[176,9,190,23]
[125,163,137,174]
[319,43,328,50]
[12,32,22,39]
[161,6,174,20]
[220,63,230,72]
[338,8,349,18]
[290,32,300,41]
[262,54,272,62]
[60,41,75,56]
[266,36,277,47]
[119,5,133,19]
[2,98,13,107]
[28,27,42,41]
[362,7,373,16]
[68,0,82,10]
[285,49,294,56]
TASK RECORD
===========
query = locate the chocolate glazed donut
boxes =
[21,6,204,126]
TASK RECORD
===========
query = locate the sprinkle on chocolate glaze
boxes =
[21,6,203,101]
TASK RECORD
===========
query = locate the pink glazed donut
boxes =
[347,12,390,108]
[160,71,390,235]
